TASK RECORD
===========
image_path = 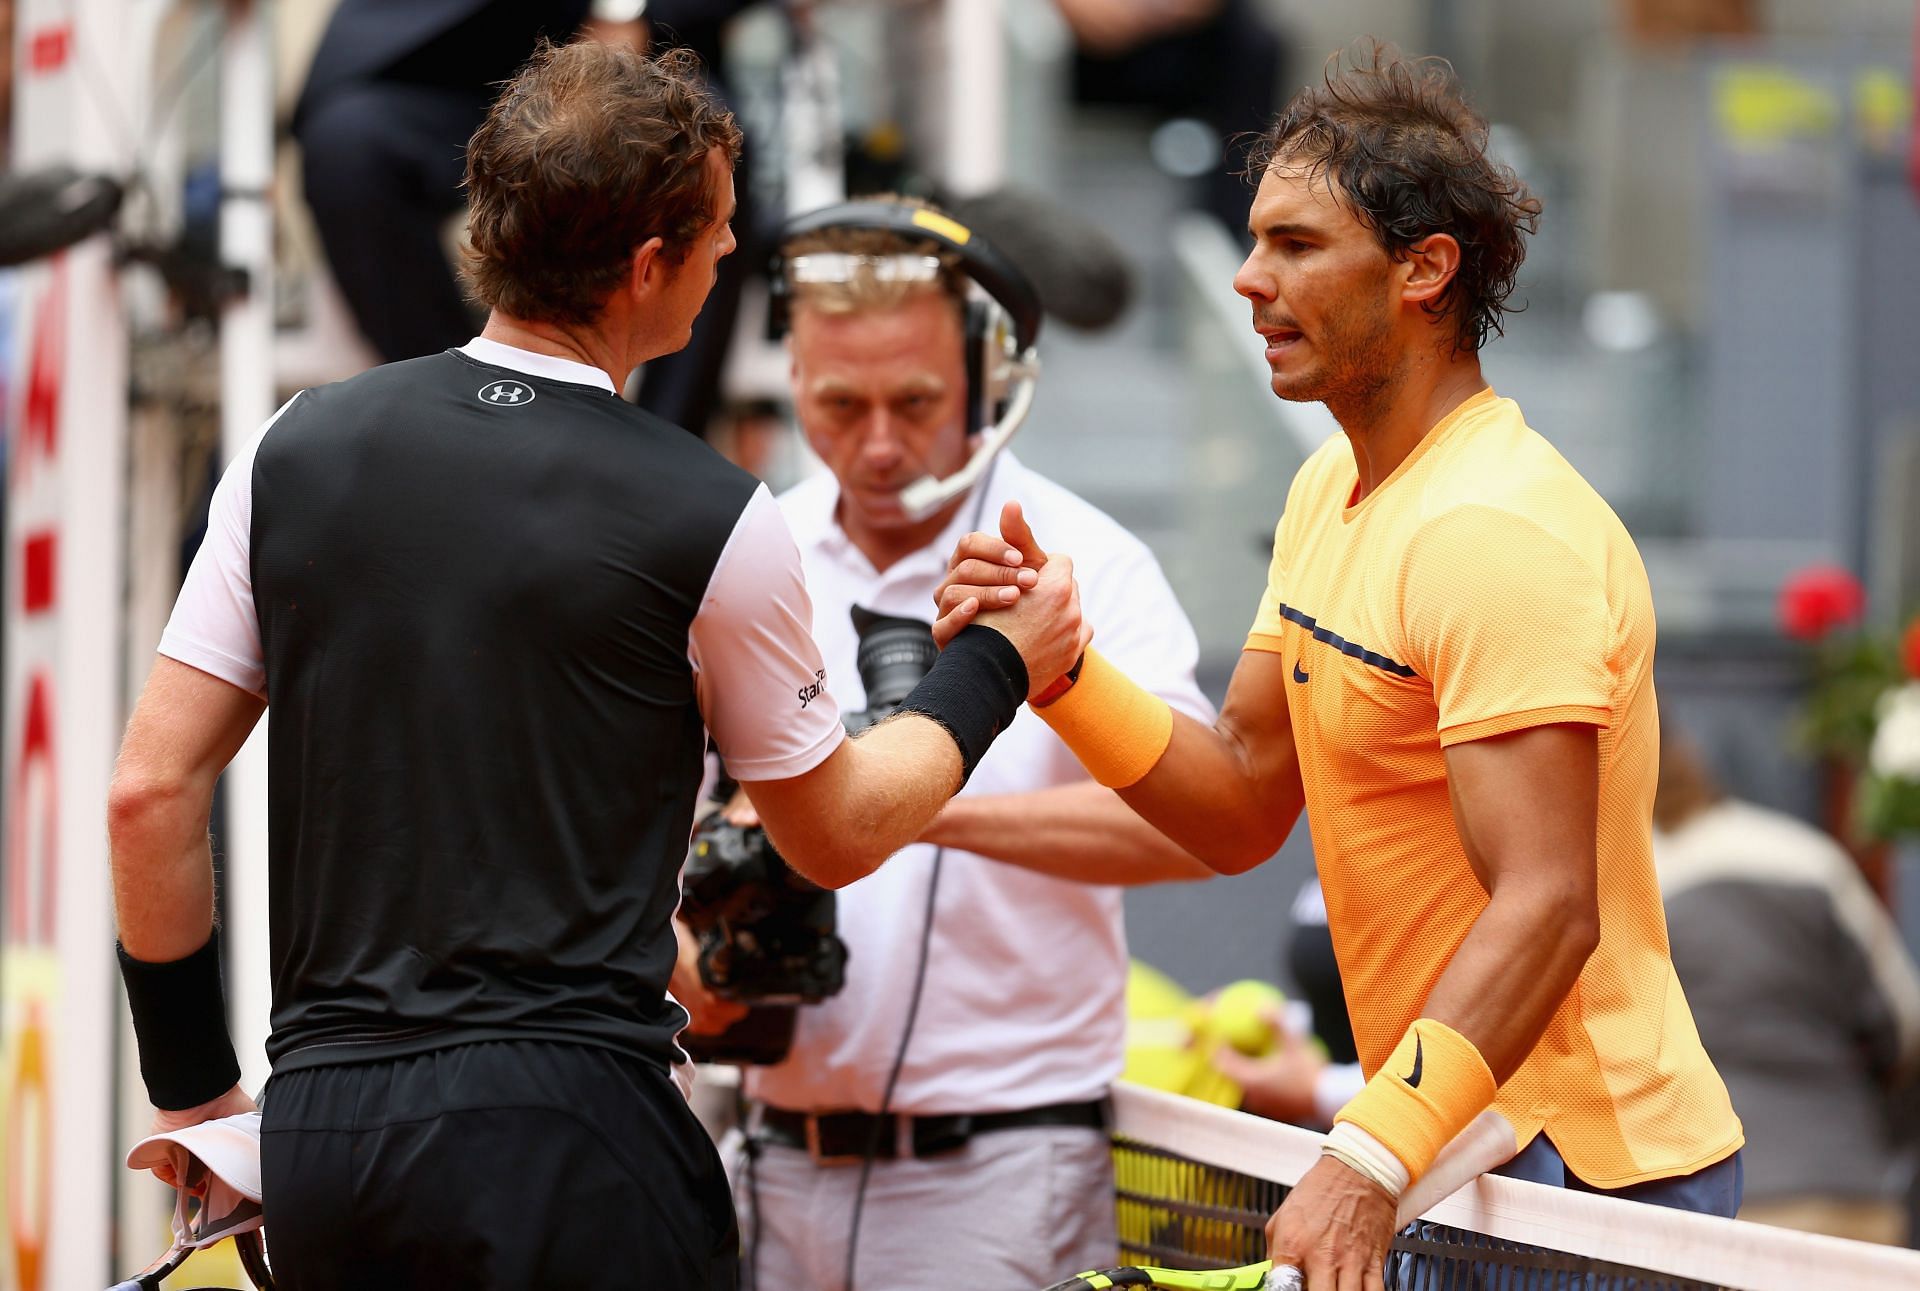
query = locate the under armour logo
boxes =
[478,380,536,406]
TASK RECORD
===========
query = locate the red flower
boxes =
[1779,565,1866,640]
[1903,618,1920,679]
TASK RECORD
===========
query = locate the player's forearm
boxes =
[107,772,219,962]
[1114,713,1304,874]
[755,714,964,889]
[1029,649,1303,873]
[920,780,1214,884]
[1417,724,1602,1084]
[1420,871,1601,1084]
[1321,874,1592,1198]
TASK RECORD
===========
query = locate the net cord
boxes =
[1110,1082,1920,1291]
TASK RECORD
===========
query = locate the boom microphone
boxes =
[0,166,125,268]
[943,185,1136,333]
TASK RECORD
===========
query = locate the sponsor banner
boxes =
[0,950,57,1291]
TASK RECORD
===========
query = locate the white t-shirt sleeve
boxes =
[156,395,302,697]
[689,484,847,780]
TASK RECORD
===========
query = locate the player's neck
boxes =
[480,312,632,392]
[1335,354,1488,505]
[837,495,968,575]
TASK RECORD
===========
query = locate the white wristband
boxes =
[1323,1121,1410,1199]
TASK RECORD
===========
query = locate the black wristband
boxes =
[897,624,1028,785]
[116,935,242,1111]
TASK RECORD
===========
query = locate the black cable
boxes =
[738,847,945,1291]
[839,462,999,1291]
[842,845,945,1291]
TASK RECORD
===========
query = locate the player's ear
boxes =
[1400,233,1461,308]
[628,235,667,300]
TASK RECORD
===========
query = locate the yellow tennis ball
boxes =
[1210,979,1287,1056]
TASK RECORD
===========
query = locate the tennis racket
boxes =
[1042,1108,1517,1291]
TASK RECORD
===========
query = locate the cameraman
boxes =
[684,199,1214,1290]
[107,46,1084,1289]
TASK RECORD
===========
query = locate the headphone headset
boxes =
[767,200,1044,521]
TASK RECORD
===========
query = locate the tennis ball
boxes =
[1210,979,1287,1056]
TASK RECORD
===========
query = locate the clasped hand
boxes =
[933,501,1090,701]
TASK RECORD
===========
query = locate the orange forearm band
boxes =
[1030,648,1174,789]
[1334,1017,1496,1182]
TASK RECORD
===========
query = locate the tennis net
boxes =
[1110,1082,1920,1291]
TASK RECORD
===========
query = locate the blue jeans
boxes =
[1386,1135,1744,1289]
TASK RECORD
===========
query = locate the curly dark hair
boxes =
[461,41,742,326]
[1247,43,1541,353]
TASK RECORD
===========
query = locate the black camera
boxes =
[678,607,938,1064]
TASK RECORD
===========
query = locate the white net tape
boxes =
[1111,1082,1920,1291]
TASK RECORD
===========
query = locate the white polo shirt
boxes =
[747,452,1213,1115]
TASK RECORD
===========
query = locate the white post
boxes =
[218,0,277,1098]
[940,0,1006,196]
[1,2,133,1287]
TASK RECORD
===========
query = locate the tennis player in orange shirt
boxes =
[937,45,1743,1291]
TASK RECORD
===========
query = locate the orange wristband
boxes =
[1334,1018,1496,1182]
[1029,648,1173,789]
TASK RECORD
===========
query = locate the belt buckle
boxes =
[803,1114,872,1167]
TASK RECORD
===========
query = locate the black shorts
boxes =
[260,1039,736,1290]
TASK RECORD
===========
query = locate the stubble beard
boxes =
[1284,298,1402,431]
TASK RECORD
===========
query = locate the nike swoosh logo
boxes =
[1292,661,1309,683]
[1404,1036,1424,1088]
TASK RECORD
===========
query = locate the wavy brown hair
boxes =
[461,41,741,326]
[1248,43,1541,353]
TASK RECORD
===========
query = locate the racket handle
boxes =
[1261,1265,1304,1291]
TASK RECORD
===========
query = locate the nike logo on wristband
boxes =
[1292,661,1309,683]
[1405,1036,1424,1089]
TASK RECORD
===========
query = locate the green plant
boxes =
[1782,565,1920,841]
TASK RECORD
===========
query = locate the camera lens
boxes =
[849,606,939,715]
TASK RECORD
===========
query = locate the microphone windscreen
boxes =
[945,186,1136,333]
[0,167,124,268]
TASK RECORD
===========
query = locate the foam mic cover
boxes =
[944,185,1136,333]
[0,166,124,268]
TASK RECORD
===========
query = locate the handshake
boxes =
[933,499,1092,700]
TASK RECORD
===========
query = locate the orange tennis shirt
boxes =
[1247,388,1742,1187]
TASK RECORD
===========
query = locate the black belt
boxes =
[756,1097,1110,1165]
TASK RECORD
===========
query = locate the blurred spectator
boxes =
[1054,0,1284,237]
[1654,720,1920,1244]
[292,0,752,433]
[1211,879,1363,1130]
[293,1,594,363]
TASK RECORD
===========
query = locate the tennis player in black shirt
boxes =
[107,40,1085,1289]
